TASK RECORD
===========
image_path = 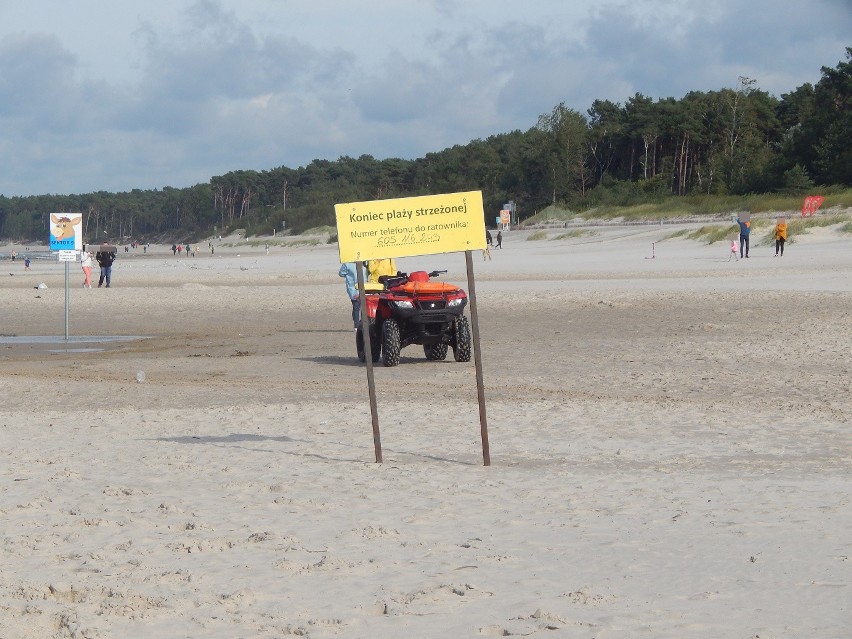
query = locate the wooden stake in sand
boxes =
[356,265,382,463]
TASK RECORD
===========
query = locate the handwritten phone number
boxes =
[377,233,441,247]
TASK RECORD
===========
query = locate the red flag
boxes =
[801,195,825,217]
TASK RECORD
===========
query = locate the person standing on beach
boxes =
[729,238,739,261]
[80,250,94,287]
[486,230,493,246]
[737,216,751,258]
[496,231,503,248]
[774,219,788,256]
[339,262,367,329]
[95,244,116,288]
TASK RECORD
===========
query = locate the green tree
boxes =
[809,48,852,185]
[587,99,627,186]
[536,102,589,203]
[781,164,814,193]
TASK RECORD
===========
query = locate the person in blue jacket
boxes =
[737,216,751,258]
[338,262,367,329]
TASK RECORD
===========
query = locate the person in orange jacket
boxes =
[774,219,788,257]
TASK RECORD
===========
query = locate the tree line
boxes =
[1,49,849,243]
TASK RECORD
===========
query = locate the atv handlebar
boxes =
[428,270,447,278]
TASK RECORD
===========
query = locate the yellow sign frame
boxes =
[335,191,486,262]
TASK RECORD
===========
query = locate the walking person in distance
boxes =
[96,244,117,288]
[774,218,788,257]
[81,250,94,287]
[737,215,751,258]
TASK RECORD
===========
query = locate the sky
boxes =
[0,0,849,197]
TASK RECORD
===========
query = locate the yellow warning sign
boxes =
[335,191,486,263]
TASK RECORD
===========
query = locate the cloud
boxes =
[0,34,79,124]
[583,0,852,101]
[0,0,849,196]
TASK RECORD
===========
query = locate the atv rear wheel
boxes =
[356,327,366,362]
[381,318,401,367]
[424,342,448,361]
[452,315,472,362]
[369,323,381,362]
[356,324,381,363]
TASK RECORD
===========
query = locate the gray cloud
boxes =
[0,0,849,196]
[0,34,80,124]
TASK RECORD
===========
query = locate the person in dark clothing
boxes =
[737,217,751,258]
[486,230,493,246]
[95,244,117,287]
[496,231,503,248]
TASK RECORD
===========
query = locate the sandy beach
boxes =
[1,219,850,638]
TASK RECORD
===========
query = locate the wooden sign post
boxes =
[336,191,490,465]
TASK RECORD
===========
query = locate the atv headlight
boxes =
[448,298,464,307]
[392,300,414,309]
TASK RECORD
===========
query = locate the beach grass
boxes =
[756,214,850,245]
[663,228,690,240]
[522,189,852,225]
[551,229,598,240]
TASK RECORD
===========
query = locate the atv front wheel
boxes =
[452,316,472,362]
[424,342,449,361]
[382,318,401,367]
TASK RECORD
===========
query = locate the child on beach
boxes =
[729,238,739,261]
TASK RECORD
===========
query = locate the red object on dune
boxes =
[801,195,825,217]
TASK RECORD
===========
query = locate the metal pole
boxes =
[465,250,490,466]
[64,260,70,340]
[357,265,382,463]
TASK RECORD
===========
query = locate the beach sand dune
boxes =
[1,226,850,638]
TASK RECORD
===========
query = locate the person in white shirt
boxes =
[80,251,94,288]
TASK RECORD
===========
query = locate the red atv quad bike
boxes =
[356,270,472,367]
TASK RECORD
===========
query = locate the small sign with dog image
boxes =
[49,213,83,251]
